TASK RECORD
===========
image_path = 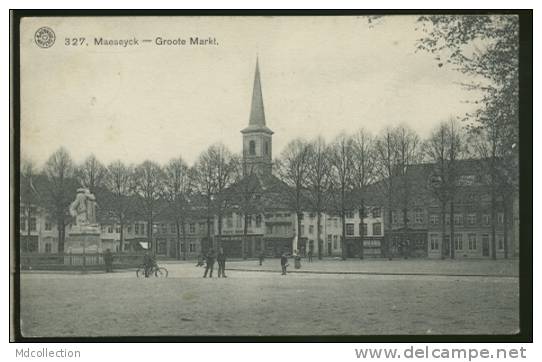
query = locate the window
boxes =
[189,223,196,234]
[430,234,439,250]
[483,215,490,226]
[236,215,242,228]
[127,225,132,233]
[20,217,26,231]
[392,211,399,224]
[498,213,504,224]
[226,215,233,228]
[135,224,139,235]
[454,214,463,225]
[309,225,314,234]
[117,225,122,233]
[333,219,338,228]
[468,234,477,250]
[45,221,52,231]
[255,215,262,227]
[327,234,332,243]
[266,225,273,234]
[199,222,206,233]
[414,209,424,224]
[345,211,354,219]
[189,243,196,252]
[360,223,367,236]
[445,214,450,225]
[141,224,146,235]
[429,214,439,225]
[108,225,113,233]
[45,243,52,253]
[309,213,315,219]
[498,234,504,250]
[454,234,463,250]
[264,141,269,155]
[249,140,256,155]
[333,235,338,250]
[372,208,381,218]
[246,215,252,228]
[298,213,304,221]
[372,222,382,236]
[170,224,176,233]
[346,223,354,236]
[359,208,367,218]
[300,225,304,236]
[28,217,36,231]
[467,214,476,225]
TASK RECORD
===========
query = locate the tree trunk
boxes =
[181,220,187,260]
[217,213,223,250]
[359,201,364,260]
[441,200,447,259]
[491,187,497,260]
[119,215,124,253]
[450,201,455,259]
[503,195,509,259]
[57,218,65,253]
[317,211,323,260]
[341,210,346,260]
[175,219,181,260]
[242,214,248,260]
[297,211,303,255]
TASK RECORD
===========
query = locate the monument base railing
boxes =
[19,252,145,271]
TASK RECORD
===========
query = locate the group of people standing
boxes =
[197,247,227,278]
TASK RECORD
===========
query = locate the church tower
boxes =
[241,58,273,175]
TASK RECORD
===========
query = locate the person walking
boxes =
[217,247,227,278]
[280,252,289,275]
[195,253,205,267]
[258,251,265,266]
[103,248,113,273]
[307,249,313,263]
[203,248,216,278]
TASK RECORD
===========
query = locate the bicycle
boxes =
[136,263,168,278]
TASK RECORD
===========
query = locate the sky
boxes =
[20,16,483,168]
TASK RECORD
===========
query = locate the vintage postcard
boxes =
[13,13,529,340]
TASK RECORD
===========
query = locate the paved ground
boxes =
[19,260,519,337]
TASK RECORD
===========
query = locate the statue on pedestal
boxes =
[69,187,98,230]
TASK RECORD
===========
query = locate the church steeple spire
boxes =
[242,57,273,135]
[241,57,273,175]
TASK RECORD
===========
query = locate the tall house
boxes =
[241,58,274,175]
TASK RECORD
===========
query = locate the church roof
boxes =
[241,58,274,135]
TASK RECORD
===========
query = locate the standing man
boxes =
[217,247,227,278]
[307,248,313,263]
[258,251,265,266]
[203,248,216,278]
[280,252,289,275]
[103,248,113,273]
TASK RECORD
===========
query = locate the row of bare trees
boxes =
[21,118,517,260]
[21,143,243,257]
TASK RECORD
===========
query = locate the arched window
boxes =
[249,140,256,155]
[264,141,269,155]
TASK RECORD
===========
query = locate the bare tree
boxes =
[425,119,464,259]
[43,147,75,253]
[351,129,376,260]
[104,161,133,253]
[231,155,260,259]
[133,161,165,255]
[276,139,311,253]
[329,134,354,260]
[76,154,106,193]
[306,137,332,260]
[374,128,399,259]
[192,143,237,250]
[21,159,39,252]
[163,157,192,260]
[394,126,422,258]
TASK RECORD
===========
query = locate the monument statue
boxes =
[69,187,98,227]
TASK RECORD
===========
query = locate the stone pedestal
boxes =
[64,226,102,266]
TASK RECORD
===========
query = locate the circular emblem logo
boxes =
[34,27,56,48]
